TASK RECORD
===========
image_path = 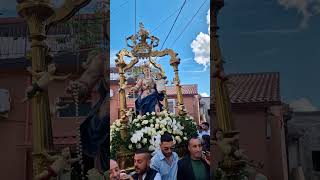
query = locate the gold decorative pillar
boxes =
[211,0,233,132]
[118,66,127,121]
[17,1,54,177]
[115,49,138,170]
[17,0,90,178]
[211,0,246,179]
[170,60,185,116]
[117,61,129,147]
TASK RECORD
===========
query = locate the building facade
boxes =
[0,15,102,180]
[212,72,289,180]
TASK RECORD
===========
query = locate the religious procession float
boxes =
[110,23,198,169]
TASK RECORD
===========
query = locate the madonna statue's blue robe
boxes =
[135,86,164,115]
[80,80,108,172]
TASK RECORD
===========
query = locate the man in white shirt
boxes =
[132,149,161,180]
[150,132,179,180]
[200,122,210,136]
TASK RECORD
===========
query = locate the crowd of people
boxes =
[109,122,212,180]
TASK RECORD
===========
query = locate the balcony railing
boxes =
[0,15,104,59]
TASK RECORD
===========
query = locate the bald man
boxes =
[110,159,120,180]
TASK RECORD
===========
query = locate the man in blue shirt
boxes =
[150,132,179,180]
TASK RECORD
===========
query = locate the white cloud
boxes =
[200,92,209,97]
[289,97,318,112]
[190,32,210,70]
[277,0,320,29]
[190,9,210,70]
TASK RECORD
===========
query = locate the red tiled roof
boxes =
[226,72,280,104]
[166,84,198,96]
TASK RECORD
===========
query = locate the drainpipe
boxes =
[24,76,31,142]
[283,104,292,180]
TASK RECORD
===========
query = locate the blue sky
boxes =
[110,0,211,98]
[218,0,320,110]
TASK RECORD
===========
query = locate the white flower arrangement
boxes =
[110,110,198,157]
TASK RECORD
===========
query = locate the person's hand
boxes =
[119,170,133,180]
[202,151,211,165]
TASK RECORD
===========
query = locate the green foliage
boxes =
[110,130,121,160]
[55,1,106,58]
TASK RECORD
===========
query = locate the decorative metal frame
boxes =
[115,23,187,169]
[115,22,186,124]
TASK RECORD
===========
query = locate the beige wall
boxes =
[0,72,89,180]
[0,73,30,180]
[213,105,288,180]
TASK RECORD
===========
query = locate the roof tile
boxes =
[226,72,280,104]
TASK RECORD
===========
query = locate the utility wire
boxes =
[151,7,180,33]
[170,0,208,48]
[135,0,137,34]
[160,0,187,50]
[110,0,129,15]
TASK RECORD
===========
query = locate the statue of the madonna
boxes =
[130,63,165,115]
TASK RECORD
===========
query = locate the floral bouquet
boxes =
[110,110,198,158]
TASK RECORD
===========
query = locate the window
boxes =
[58,97,91,118]
[0,89,10,113]
[168,99,175,114]
[313,151,320,171]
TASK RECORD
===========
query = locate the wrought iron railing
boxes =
[0,14,104,60]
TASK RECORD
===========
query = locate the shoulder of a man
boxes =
[150,152,162,169]
[148,167,161,179]
[178,156,189,167]
[172,152,179,161]
[151,150,162,162]
[154,172,162,180]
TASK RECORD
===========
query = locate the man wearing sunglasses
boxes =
[150,132,179,180]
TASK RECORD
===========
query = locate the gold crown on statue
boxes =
[126,23,160,58]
